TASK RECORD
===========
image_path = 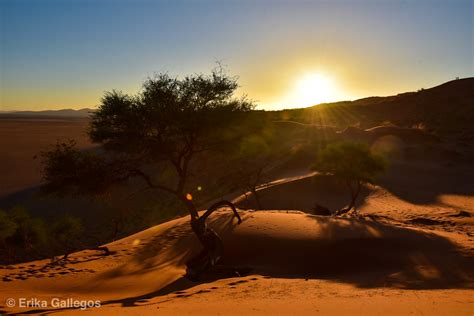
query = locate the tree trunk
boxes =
[184,199,242,281]
[337,180,361,216]
[251,188,263,209]
[180,194,199,219]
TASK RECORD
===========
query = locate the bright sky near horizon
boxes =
[0,0,472,111]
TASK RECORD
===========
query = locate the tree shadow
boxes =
[97,212,474,293]
[225,214,473,289]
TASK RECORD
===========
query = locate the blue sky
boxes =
[1,0,472,110]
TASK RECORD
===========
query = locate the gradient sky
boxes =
[1,0,472,111]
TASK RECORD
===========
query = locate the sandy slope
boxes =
[1,161,473,315]
[1,209,473,315]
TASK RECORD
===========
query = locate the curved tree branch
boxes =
[130,168,176,194]
[200,200,241,223]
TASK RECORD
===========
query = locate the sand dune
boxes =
[1,156,473,315]
[1,205,472,314]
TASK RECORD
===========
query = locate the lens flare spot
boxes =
[186,193,193,201]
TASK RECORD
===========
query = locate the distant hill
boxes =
[275,78,474,138]
[0,108,94,118]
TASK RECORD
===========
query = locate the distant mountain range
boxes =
[0,108,93,118]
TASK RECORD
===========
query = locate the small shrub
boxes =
[312,141,386,215]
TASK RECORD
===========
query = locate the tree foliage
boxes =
[8,206,48,249]
[0,207,49,262]
[313,141,386,215]
[40,140,133,195]
[41,69,255,218]
[314,141,386,184]
[39,69,256,275]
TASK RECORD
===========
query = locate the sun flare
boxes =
[285,73,341,108]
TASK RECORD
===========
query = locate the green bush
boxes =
[9,206,48,249]
[313,141,386,215]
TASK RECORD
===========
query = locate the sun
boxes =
[285,73,340,108]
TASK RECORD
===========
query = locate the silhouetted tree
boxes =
[41,69,254,277]
[312,142,386,215]
[230,133,278,209]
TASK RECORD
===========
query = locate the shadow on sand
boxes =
[5,210,473,315]
[377,161,474,206]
